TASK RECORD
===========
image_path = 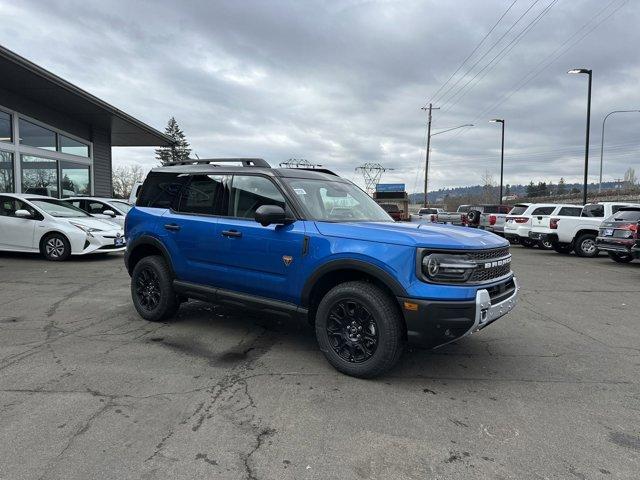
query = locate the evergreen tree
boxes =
[155,117,191,165]
[557,177,567,194]
[526,181,537,197]
[537,181,548,197]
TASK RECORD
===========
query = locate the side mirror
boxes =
[255,205,291,227]
[103,209,116,217]
[15,209,32,219]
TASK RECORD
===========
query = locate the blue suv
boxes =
[125,159,518,378]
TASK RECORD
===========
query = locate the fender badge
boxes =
[282,255,293,267]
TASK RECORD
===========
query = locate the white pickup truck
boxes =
[533,202,640,257]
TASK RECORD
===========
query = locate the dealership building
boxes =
[0,45,171,198]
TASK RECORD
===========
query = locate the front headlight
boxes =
[419,252,477,283]
[71,223,103,237]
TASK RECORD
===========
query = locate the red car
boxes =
[379,203,403,221]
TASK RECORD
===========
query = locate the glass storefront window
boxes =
[0,111,12,143]
[59,135,89,157]
[21,155,58,197]
[19,119,57,151]
[60,161,90,197]
[0,151,14,192]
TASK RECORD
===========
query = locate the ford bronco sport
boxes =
[125,159,518,378]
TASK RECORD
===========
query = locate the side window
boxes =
[582,204,604,217]
[228,175,285,219]
[531,206,554,216]
[611,205,626,214]
[177,174,226,215]
[0,197,38,218]
[137,172,185,208]
[87,201,108,214]
[558,207,582,216]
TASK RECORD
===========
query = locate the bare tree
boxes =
[112,164,147,199]
[623,167,637,189]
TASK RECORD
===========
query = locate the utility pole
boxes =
[421,103,440,207]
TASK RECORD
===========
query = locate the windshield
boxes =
[110,200,132,213]
[30,199,90,218]
[284,178,392,222]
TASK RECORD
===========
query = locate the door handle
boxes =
[164,224,181,231]
[222,229,242,238]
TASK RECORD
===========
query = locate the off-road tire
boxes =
[315,281,404,378]
[41,233,71,261]
[574,233,598,258]
[131,255,179,322]
[552,242,573,254]
[608,252,634,263]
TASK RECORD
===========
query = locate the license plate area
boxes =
[603,228,614,236]
[114,237,125,247]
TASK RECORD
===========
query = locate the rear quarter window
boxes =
[137,172,185,208]
[531,206,555,216]
[558,207,582,216]
[581,204,604,217]
[508,205,528,215]
[609,209,640,222]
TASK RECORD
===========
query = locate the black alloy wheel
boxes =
[326,300,378,363]
[135,266,161,311]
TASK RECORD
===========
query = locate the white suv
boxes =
[0,194,125,261]
[504,203,582,248]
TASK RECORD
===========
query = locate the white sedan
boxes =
[64,197,133,227]
[0,193,126,261]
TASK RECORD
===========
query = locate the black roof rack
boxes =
[286,167,338,176]
[167,158,271,168]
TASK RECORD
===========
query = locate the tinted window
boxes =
[137,172,185,208]
[0,111,12,143]
[178,174,225,215]
[87,201,110,214]
[612,205,628,214]
[610,209,640,222]
[531,206,555,216]
[509,205,528,215]
[558,207,582,216]
[582,204,604,217]
[418,208,437,215]
[229,175,284,218]
[0,151,13,193]
[59,135,89,157]
[19,119,56,150]
[381,204,400,213]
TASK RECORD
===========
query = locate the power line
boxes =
[441,0,558,112]
[464,0,629,128]
[426,0,519,107]
[434,0,542,106]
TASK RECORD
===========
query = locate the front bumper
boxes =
[72,230,126,255]
[398,277,518,348]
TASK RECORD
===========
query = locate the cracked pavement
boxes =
[0,247,638,479]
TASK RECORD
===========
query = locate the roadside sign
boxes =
[376,183,405,192]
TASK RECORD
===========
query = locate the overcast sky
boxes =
[1,0,638,192]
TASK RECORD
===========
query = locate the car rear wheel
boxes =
[608,252,634,263]
[538,239,553,250]
[131,255,179,322]
[41,233,71,261]
[574,233,598,257]
[315,281,404,378]
[552,242,573,254]
[520,238,535,248]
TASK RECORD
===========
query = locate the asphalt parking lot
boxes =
[0,247,638,480]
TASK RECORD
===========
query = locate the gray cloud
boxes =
[1,0,638,192]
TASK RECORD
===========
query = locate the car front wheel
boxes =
[574,233,598,257]
[315,281,404,378]
[608,252,634,263]
[41,233,71,261]
[131,255,179,322]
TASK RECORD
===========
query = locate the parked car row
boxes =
[0,194,131,261]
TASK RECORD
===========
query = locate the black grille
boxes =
[469,263,511,283]
[464,247,510,261]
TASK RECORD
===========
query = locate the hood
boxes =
[314,221,508,249]
[65,216,122,231]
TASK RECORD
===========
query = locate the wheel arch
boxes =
[38,230,71,253]
[574,228,599,243]
[126,235,175,277]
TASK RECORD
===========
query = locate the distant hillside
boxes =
[409,181,623,204]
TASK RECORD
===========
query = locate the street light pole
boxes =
[568,68,592,205]
[490,119,505,203]
[421,103,439,207]
[599,109,640,192]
